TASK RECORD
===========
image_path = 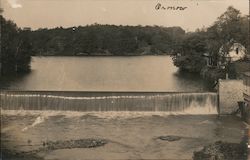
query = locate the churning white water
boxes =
[21,116,46,131]
[0,91,218,114]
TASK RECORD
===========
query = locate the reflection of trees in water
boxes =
[0,72,31,89]
[173,69,213,91]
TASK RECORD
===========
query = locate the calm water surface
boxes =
[0,56,210,91]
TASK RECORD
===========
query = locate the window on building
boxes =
[236,48,239,54]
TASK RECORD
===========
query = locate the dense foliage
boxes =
[28,25,185,56]
[172,31,207,72]
[0,15,32,75]
[173,6,249,73]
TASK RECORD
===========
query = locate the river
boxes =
[1,111,246,160]
[0,56,210,91]
[2,55,246,160]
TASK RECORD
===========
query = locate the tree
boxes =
[207,6,249,63]
[0,16,31,75]
[173,31,207,72]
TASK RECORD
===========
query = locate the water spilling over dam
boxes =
[0,91,218,114]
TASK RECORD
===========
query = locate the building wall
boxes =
[243,73,250,102]
[218,79,243,114]
[228,43,246,61]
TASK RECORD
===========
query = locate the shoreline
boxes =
[32,53,174,57]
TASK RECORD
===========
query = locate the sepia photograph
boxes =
[0,0,249,159]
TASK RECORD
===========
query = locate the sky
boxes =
[1,0,249,31]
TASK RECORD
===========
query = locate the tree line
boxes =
[29,25,185,56]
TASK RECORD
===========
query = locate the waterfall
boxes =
[0,91,218,114]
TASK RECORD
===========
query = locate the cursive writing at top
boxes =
[155,3,187,11]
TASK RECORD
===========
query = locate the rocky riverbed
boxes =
[157,135,182,141]
[2,138,108,160]
[193,141,248,160]
[43,138,108,150]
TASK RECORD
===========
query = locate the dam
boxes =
[0,91,218,114]
[1,90,245,160]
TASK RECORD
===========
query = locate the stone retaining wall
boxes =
[218,79,243,114]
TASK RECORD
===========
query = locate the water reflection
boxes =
[0,56,211,91]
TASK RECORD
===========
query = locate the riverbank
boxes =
[33,53,174,57]
[188,59,250,82]
[207,60,250,81]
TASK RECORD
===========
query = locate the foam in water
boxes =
[1,110,216,122]
[183,96,217,114]
[0,91,218,114]
[22,116,45,131]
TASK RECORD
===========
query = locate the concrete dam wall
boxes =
[0,91,218,114]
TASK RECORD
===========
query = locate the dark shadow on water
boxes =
[173,69,214,91]
[0,71,32,90]
[173,69,200,79]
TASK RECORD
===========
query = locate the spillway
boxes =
[0,91,218,114]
